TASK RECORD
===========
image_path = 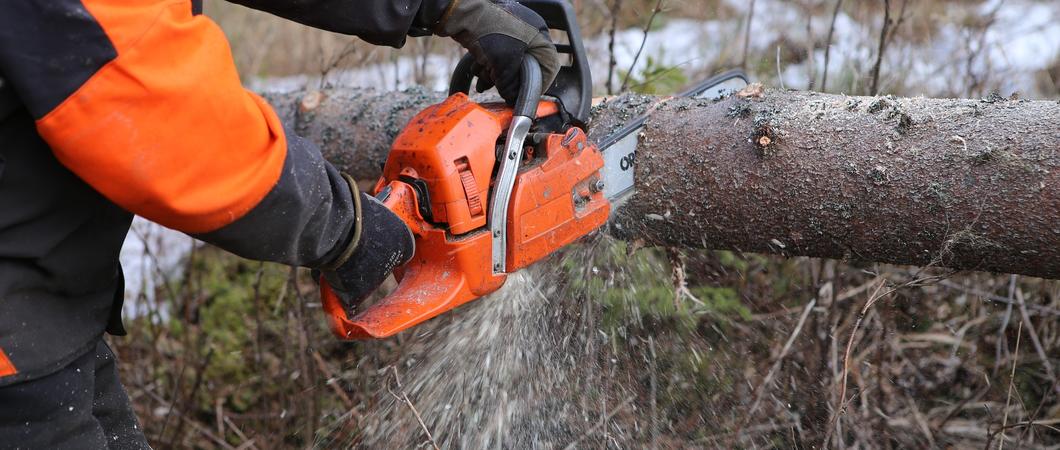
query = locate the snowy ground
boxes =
[121,0,1060,314]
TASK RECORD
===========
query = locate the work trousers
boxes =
[0,339,150,449]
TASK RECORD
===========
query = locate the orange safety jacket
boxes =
[0,0,449,386]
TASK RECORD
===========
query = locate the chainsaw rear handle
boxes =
[318,181,426,339]
[449,54,543,119]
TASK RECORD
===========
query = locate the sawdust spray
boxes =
[346,234,645,449]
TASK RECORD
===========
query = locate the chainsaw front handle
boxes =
[448,54,544,120]
[448,0,592,125]
[512,55,543,119]
[447,54,476,96]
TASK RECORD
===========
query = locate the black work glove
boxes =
[318,186,415,314]
[436,0,561,105]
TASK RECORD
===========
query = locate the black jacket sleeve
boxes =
[3,0,359,269]
[226,0,452,47]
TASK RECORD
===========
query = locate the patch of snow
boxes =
[120,217,197,318]
[249,53,462,94]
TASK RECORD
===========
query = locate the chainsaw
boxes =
[319,0,748,339]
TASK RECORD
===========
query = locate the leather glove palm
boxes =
[436,0,560,104]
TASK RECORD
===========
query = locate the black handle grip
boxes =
[513,55,542,118]
[448,54,477,97]
[448,54,542,120]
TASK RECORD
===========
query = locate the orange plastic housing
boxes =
[383,94,501,235]
[320,93,606,339]
[507,127,609,271]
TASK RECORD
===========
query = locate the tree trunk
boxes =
[263,88,1060,279]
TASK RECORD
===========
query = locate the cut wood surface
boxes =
[264,87,1060,279]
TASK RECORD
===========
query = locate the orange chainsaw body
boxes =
[321,93,609,339]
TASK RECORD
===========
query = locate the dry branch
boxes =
[263,87,1060,279]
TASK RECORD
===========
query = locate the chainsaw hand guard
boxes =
[319,180,496,339]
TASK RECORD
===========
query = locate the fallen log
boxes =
[263,87,1060,279]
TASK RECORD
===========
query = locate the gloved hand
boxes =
[318,184,415,314]
[436,0,560,105]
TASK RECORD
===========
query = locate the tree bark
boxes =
[263,88,1060,279]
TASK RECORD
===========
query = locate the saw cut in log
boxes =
[263,87,1060,279]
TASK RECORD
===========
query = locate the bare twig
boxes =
[936,279,1060,317]
[747,298,817,417]
[1018,375,1060,444]
[824,270,949,448]
[776,46,786,90]
[625,58,697,93]
[835,279,888,422]
[387,366,440,450]
[168,348,215,449]
[904,394,937,448]
[804,3,816,91]
[413,37,435,86]
[992,418,1060,435]
[606,0,623,95]
[620,0,665,92]
[141,386,237,450]
[158,355,189,440]
[870,0,893,95]
[740,0,756,69]
[1014,290,1058,393]
[215,398,225,438]
[312,350,355,409]
[288,267,321,441]
[318,39,363,89]
[995,275,1018,376]
[223,416,257,450]
[670,251,705,308]
[935,385,991,432]
[821,0,844,91]
[649,337,659,450]
[996,320,1023,450]
[563,396,636,450]
[884,0,910,50]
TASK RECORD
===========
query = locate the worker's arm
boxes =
[0,0,388,270]
[231,0,561,105]
[225,0,451,47]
